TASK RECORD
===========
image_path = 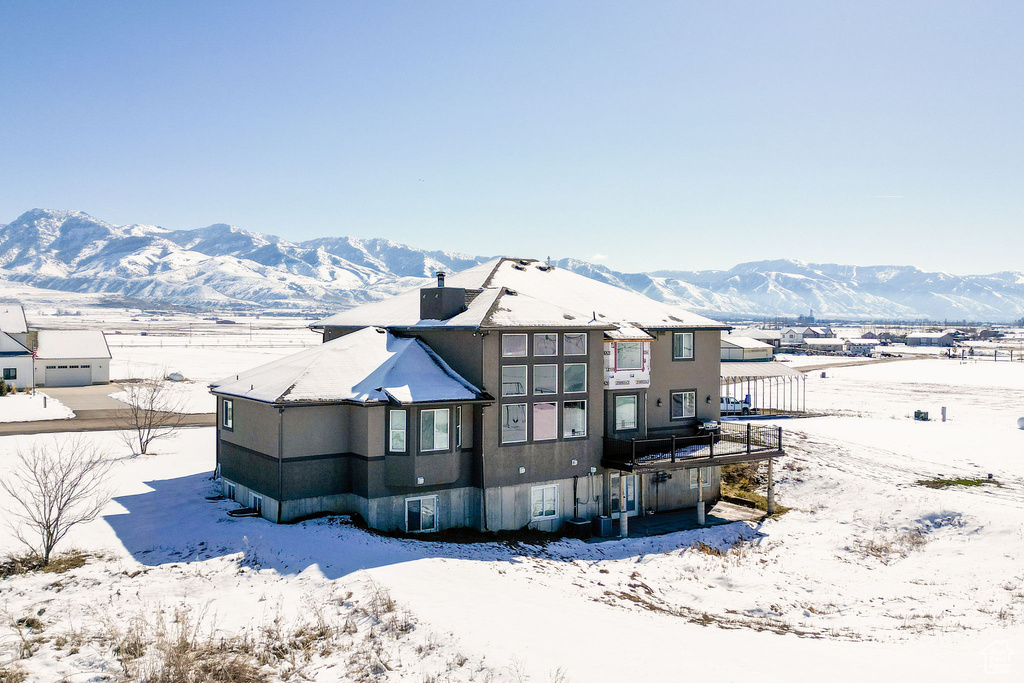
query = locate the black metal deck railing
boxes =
[602,423,784,472]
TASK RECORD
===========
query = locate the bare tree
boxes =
[115,370,192,455]
[1,436,113,565]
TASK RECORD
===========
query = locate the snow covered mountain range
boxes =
[2,209,1023,321]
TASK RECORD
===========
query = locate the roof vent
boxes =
[512,264,526,271]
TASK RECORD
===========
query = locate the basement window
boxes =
[530,484,558,520]
[406,495,438,532]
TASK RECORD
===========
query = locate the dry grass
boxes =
[916,477,1000,489]
[0,550,88,579]
[720,463,789,516]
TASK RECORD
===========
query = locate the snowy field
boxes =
[1,350,1023,680]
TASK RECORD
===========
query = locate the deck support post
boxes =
[697,467,705,525]
[767,457,776,516]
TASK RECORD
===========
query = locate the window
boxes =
[531,484,558,520]
[406,496,438,532]
[222,399,234,430]
[502,334,528,357]
[501,365,528,396]
[615,342,643,370]
[563,333,587,356]
[225,482,236,500]
[250,494,263,514]
[689,467,712,488]
[533,402,557,440]
[673,332,694,360]
[533,364,557,395]
[420,408,450,452]
[2,368,15,381]
[563,363,587,393]
[670,391,696,420]
[614,395,637,431]
[563,401,587,438]
[455,406,462,449]
[534,333,557,356]
[389,409,407,452]
[501,403,527,443]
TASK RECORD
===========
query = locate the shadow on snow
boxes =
[104,471,770,580]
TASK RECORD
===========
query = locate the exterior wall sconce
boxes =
[416,476,424,485]
[706,395,712,404]
[571,459,578,466]
[519,466,526,474]
[590,466,598,474]
[656,398,662,407]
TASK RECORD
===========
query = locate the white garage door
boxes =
[44,364,93,387]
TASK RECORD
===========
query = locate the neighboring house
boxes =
[211,258,785,533]
[0,332,33,390]
[34,330,112,386]
[803,338,846,353]
[727,328,781,349]
[846,339,881,356]
[721,336,773,362]
[807,326,835,338]
[906,332,955,347]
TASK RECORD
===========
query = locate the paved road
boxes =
[0,384,216,436]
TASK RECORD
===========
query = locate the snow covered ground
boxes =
[1,354,1022,681]
[0,392,74,423]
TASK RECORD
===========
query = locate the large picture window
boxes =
[563,401,587,438]
[563,333,587,356]
[615,342,643,370]
[406,496,438,532]
[531,484,558,520]
[670,391,696,420]
[534,333,557,356]
[420,408,450,452]
[563,363,587,393]
[614,395,637,431]
[389,409,407,451]
[501,403,527,443]
[534,364,557,395]
[533,402,557,441]
[673,332,694,360]
[222,399,234,430]
[501,365,528,396]
[502,334,528,357]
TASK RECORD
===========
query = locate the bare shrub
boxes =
[0,437,112,565]
[115,370,192,455]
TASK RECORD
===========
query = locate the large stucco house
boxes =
[211,258,784,533]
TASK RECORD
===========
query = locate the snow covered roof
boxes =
[803,338,845,347]
[0,305,28,334]
[728,328,781,341]
[314,258,726,333]
[35,330,112,359]
[210,327,488,405]
[721,336,773,350]
[720,361,804,380]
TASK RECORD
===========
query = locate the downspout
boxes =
[277,406,284,524]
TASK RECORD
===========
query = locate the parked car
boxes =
[720,396,751,415]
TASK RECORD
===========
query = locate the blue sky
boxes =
[1,1,1022,274]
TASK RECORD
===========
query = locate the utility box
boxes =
[564,517,591,540]
[914,410,929,421]
[592,515,613,538]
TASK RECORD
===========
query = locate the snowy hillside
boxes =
[3,209,1024,320]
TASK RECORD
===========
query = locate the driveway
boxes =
[0,384,216,436]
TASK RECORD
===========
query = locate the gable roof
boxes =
[0,332,31,356]
[35,330,112,359]
[721,336,773,350]
[314,258,726,332]
[210,327,488,405]
[0,305,28,334]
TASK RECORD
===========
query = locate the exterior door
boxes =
[610,471,639,517]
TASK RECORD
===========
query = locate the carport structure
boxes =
[720,361,806,415]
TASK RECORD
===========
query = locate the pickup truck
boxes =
[720,396,751,415]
